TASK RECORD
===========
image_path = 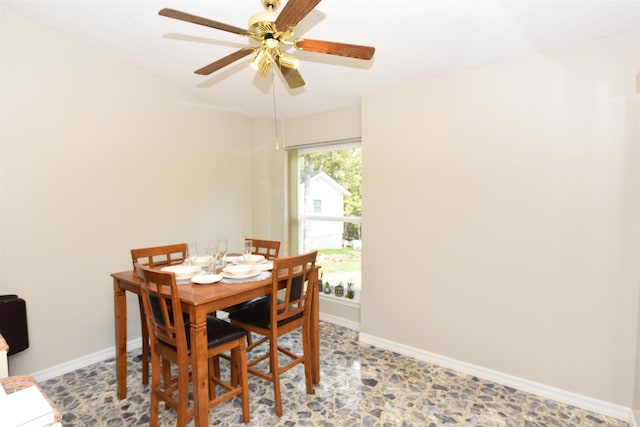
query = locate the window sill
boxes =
[318,291,360,308]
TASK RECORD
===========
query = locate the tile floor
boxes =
[40,321,628,426]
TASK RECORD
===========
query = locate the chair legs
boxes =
[234,346,250,423]
[138,295,150,385]
[269,332,283,417]
[177,359,191,427]
[301,324,313,394]
[148,350,161,427]
[147,348,248,426]
[239,326,313,418]
[205,343,250,424]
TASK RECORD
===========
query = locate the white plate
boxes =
[221,270,261,280]
[233,254,266,265]
[161,264,202,279]
[191,274,223,284]
[223,264,255,275]
[222,264,256,274]
[254,260,274,271]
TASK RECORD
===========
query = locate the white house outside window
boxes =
[295,141,362,293]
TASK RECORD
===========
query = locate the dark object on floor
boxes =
[0,295,29,355]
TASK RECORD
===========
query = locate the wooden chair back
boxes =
[134,264,187,354]
[130,243,188,269]
[272,251,317,327]
[129,243,187,385]
[245,238,280,260]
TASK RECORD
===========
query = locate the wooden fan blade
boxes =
[275,0,322,31]
[277,63,306,88]
[294,38,375,60]
[195,49,253,75]
[159,8,249,36]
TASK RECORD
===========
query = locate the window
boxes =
[288,140,362,293]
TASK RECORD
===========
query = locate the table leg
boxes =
[311,270,320,384]
[114,278,128,400]
[190,313,209,427]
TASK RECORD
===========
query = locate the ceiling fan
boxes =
[159,0,375,89]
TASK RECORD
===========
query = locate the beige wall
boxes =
[280,107,361,148]
[635,285,640,422]
[249,118,288,246]
[629,95,640,422]
[361,32,640,406]
[1,8,253,374]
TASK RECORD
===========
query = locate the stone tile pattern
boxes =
[40,322,628,427]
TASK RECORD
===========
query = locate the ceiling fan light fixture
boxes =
[250,49,273,77]
[265,37,279,50]
[258,58,273,77]
[278,51,299,69]
[250,49,267,70]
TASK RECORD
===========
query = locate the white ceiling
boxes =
[3,0,640,119]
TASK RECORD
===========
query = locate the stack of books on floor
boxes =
[0,383,56,427]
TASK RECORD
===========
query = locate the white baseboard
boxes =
[31,338,142,383]
[358,332,634,425]
[631,410,638,427]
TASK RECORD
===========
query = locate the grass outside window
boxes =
[318,247,361,291]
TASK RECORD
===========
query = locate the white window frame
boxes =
[296,140,362,254]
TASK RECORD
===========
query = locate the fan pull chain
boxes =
[271,71,279,150]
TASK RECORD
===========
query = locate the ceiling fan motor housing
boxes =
[248,14,279,38]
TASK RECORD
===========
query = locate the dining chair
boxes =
[135,263,250,426]
[245,238,281,260]
[130,243,188,385]
[222,238,281,315]
[221,238,282,344]
[228,251,317,417]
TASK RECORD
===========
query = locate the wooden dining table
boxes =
[112,267,321,427]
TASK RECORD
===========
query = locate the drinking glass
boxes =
[209,254,219,273]
[205,245,217,273]
[187,242,198,266]
[243,239,253,264]
[217,238,228,266]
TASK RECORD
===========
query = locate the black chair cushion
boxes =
[184,317,247,352]
[228,298,303,329]
[223,296,268,313]
[225,276,303,314]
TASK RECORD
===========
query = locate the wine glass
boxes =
[217,238,228,266]
[187,242,198,266]
[205,245,218,273]
[243,239,253,264]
